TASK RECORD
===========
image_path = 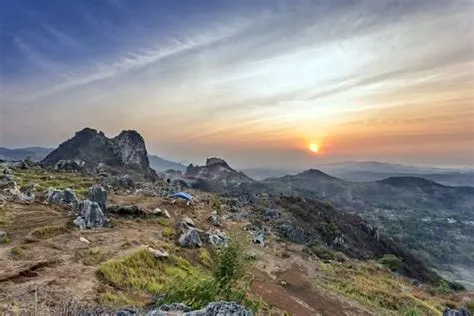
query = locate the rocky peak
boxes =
[206,157,230,167]
[41,128,157,181]
[185,158,253,188]
[112,130,149,168]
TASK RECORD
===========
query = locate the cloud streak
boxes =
[2,0,473,168]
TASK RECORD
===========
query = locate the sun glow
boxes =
[308,143,320,153]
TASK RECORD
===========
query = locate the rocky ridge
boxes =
[41,128,158,181]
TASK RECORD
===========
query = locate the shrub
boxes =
[198,248,213,268]
[378,254,402,271]
[161,227,175,239]
[310,244,335,261]
[211,194,222,212]
[157,218,172,227]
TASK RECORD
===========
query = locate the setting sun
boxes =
[309,143,320,153]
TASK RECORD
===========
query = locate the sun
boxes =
[308,143,320,153]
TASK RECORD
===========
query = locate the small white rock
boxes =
[79,237,90,244]
[148,247,169,258]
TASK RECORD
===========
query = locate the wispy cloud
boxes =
[2,0,473,167]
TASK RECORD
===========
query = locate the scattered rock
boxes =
[0,231,8,243]
[54,159,85,172]
[184,301,253,316]
[208,214,223,227]
[152,208,171,219]
[79,237,90,244]
[263,208,280,221]
[279,224,308,244]
[182,216,195,227]
[206,229,228,247]
[87,184,108,211]
[47,187,78,205]
[3,167,12,175]
[443,307,471,316]
[111,175,135,190]
[154,303,192,313]
[280,280,288,287]
[253,231,265,246]
[147,247,169,258]
[178,228,202,248]
[74,200,109,229]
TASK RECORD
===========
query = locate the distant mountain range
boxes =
[235,169,474,289]
[0,147,53,162]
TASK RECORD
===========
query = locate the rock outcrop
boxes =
[74,199,109,229]
[87,184,108,211]
[185,158,253,192]
[41,128,158,181]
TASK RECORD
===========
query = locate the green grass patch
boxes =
[156,218,172,227]
[99,235,262,311]
[161,227,175,239]
[198,248,213,268]
[12,169,96,199]
[29,224,69,239]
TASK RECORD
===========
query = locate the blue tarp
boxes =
[170,192,193,201]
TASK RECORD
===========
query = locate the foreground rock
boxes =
[117,301,253,316]
[74,199,110,229]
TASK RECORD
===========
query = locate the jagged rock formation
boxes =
[41,128,158,181]
[74,199,110,229]
[185,158,253,192]
[87,184,107,211]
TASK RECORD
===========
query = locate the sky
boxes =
[1,0,473,169]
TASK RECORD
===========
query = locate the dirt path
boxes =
[251,267,371,316]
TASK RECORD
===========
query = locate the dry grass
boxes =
[29,224,69,239]
[317,260,448,315]
[76,247,107,266]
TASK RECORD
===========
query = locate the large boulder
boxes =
[87,184,107,211]
[178,228,202,248]
[148,301,252,316]
[74,199,109,229]
[47,188,78,205]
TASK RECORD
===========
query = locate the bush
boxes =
[378,254,402,271]
[162,234,260,310]
[161,227,175,239]
[310,244,335,261]
[198,248,213,268]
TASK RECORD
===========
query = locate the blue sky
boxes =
[1,0,473,168]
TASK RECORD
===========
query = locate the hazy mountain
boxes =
[237,170,474,289]
[239,168,300,180]
[148,155,186,172]
[0,147,53,161]
[318,161,474,187]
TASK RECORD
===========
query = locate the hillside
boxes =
[243,170,474,289]
[1,166,472,315]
